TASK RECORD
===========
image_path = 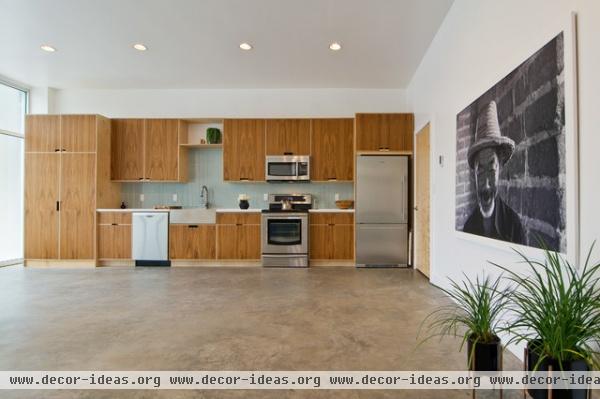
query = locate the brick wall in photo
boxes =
[455,33,566,252]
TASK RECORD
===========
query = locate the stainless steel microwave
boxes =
[265,155,310,182]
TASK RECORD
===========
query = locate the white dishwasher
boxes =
[132,212,170,266]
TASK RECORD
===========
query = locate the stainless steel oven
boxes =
[261,193,311,267]
[265,155,310,182]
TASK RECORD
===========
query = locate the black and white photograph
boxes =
[455,33,567,252]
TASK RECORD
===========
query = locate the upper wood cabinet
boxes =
[25,115,97,153]
[223,119,265,181]
[61,115,97,152]
[25,115,60,152]
[145,119,181,181]
[265,119,311,155]
[311,118,354,181]
[24,115,121,263]
[355,113,414,152]
[111,119,145,181]
[111,119,188,182]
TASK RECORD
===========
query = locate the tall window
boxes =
[0,81,28,266]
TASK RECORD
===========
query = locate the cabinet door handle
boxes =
[327,177,337,181]
[62,148,66,152]
[111,223,118,226]
[56,201,60,211]
[138,177,144,180]
[188,225,199,229]
[284,152,293,155]
[236,223,243,226]
[239,178,249,181]
[379,147,390,152]
[54,148,60,152]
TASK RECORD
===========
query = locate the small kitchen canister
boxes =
[238,194,250,210]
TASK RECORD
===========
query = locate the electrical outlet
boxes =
[334,193,340,201]
[439,155,445,167]
[263,193,268,201]
[140,194,145,202]
[172,193,178,203]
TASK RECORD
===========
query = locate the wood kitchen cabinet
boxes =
[223,119,265,181]
[111,118,188,182]
[59,153,97,259]
[355,113,414,152]
[24,115,121,264]
[265,119,311,155]
[25,115,61,152]
[169,224,216,260]
[216,212,261,259]
[311,118,354,181]
[24,153,60,259]
[309,213,354,260]
[97,212,132,260]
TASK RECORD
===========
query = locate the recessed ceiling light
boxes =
[40,45,56,52]
[239,42,253,51]
[329,42,342,51]
[133,43,147,51]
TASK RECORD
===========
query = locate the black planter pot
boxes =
[467,334,501,371]
[526,340,589,399]
[239,199,249,210]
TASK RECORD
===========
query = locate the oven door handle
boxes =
[267,216,304,220]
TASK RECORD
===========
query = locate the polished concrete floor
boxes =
[0,266,524,398]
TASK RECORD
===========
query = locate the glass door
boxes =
[0,81,27,266]
[267,219,302,245]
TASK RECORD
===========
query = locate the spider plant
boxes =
[419,273,510,369]
[492,242,600,370]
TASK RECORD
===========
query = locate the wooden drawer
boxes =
[216,212,261,225]
[98,225,132,259]
[98,212,132,225]
[310,212,354,225]
[169,224,216,260]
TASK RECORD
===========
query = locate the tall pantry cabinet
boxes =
[24,115,121,266]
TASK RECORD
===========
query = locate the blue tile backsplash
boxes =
[121,148,353,209]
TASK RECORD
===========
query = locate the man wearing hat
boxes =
[462,101,525,245]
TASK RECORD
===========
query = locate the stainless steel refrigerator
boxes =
[355,155,409,267]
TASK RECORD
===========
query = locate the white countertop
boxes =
[309,209,354,213]
[98,208,353,213]
[97,208,170,212]
[215,208,262,213]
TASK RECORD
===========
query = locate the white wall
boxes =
[29,87,58,114]
[407,0,600,352]
[53,88,408,117]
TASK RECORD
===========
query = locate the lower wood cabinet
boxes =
[216,212,261,260]
[98,225,132,259]
[97,212,132,260]
[309,213,354,260]
[169,224,216,260]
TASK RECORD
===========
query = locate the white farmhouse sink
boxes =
[169,208,216,224]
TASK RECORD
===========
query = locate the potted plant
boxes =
[419,274,509,371]
[206,127,221,144]
[492,244,600,399]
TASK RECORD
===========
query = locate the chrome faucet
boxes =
[200,185,209,209]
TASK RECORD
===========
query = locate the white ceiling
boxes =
[0,0,453,89]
